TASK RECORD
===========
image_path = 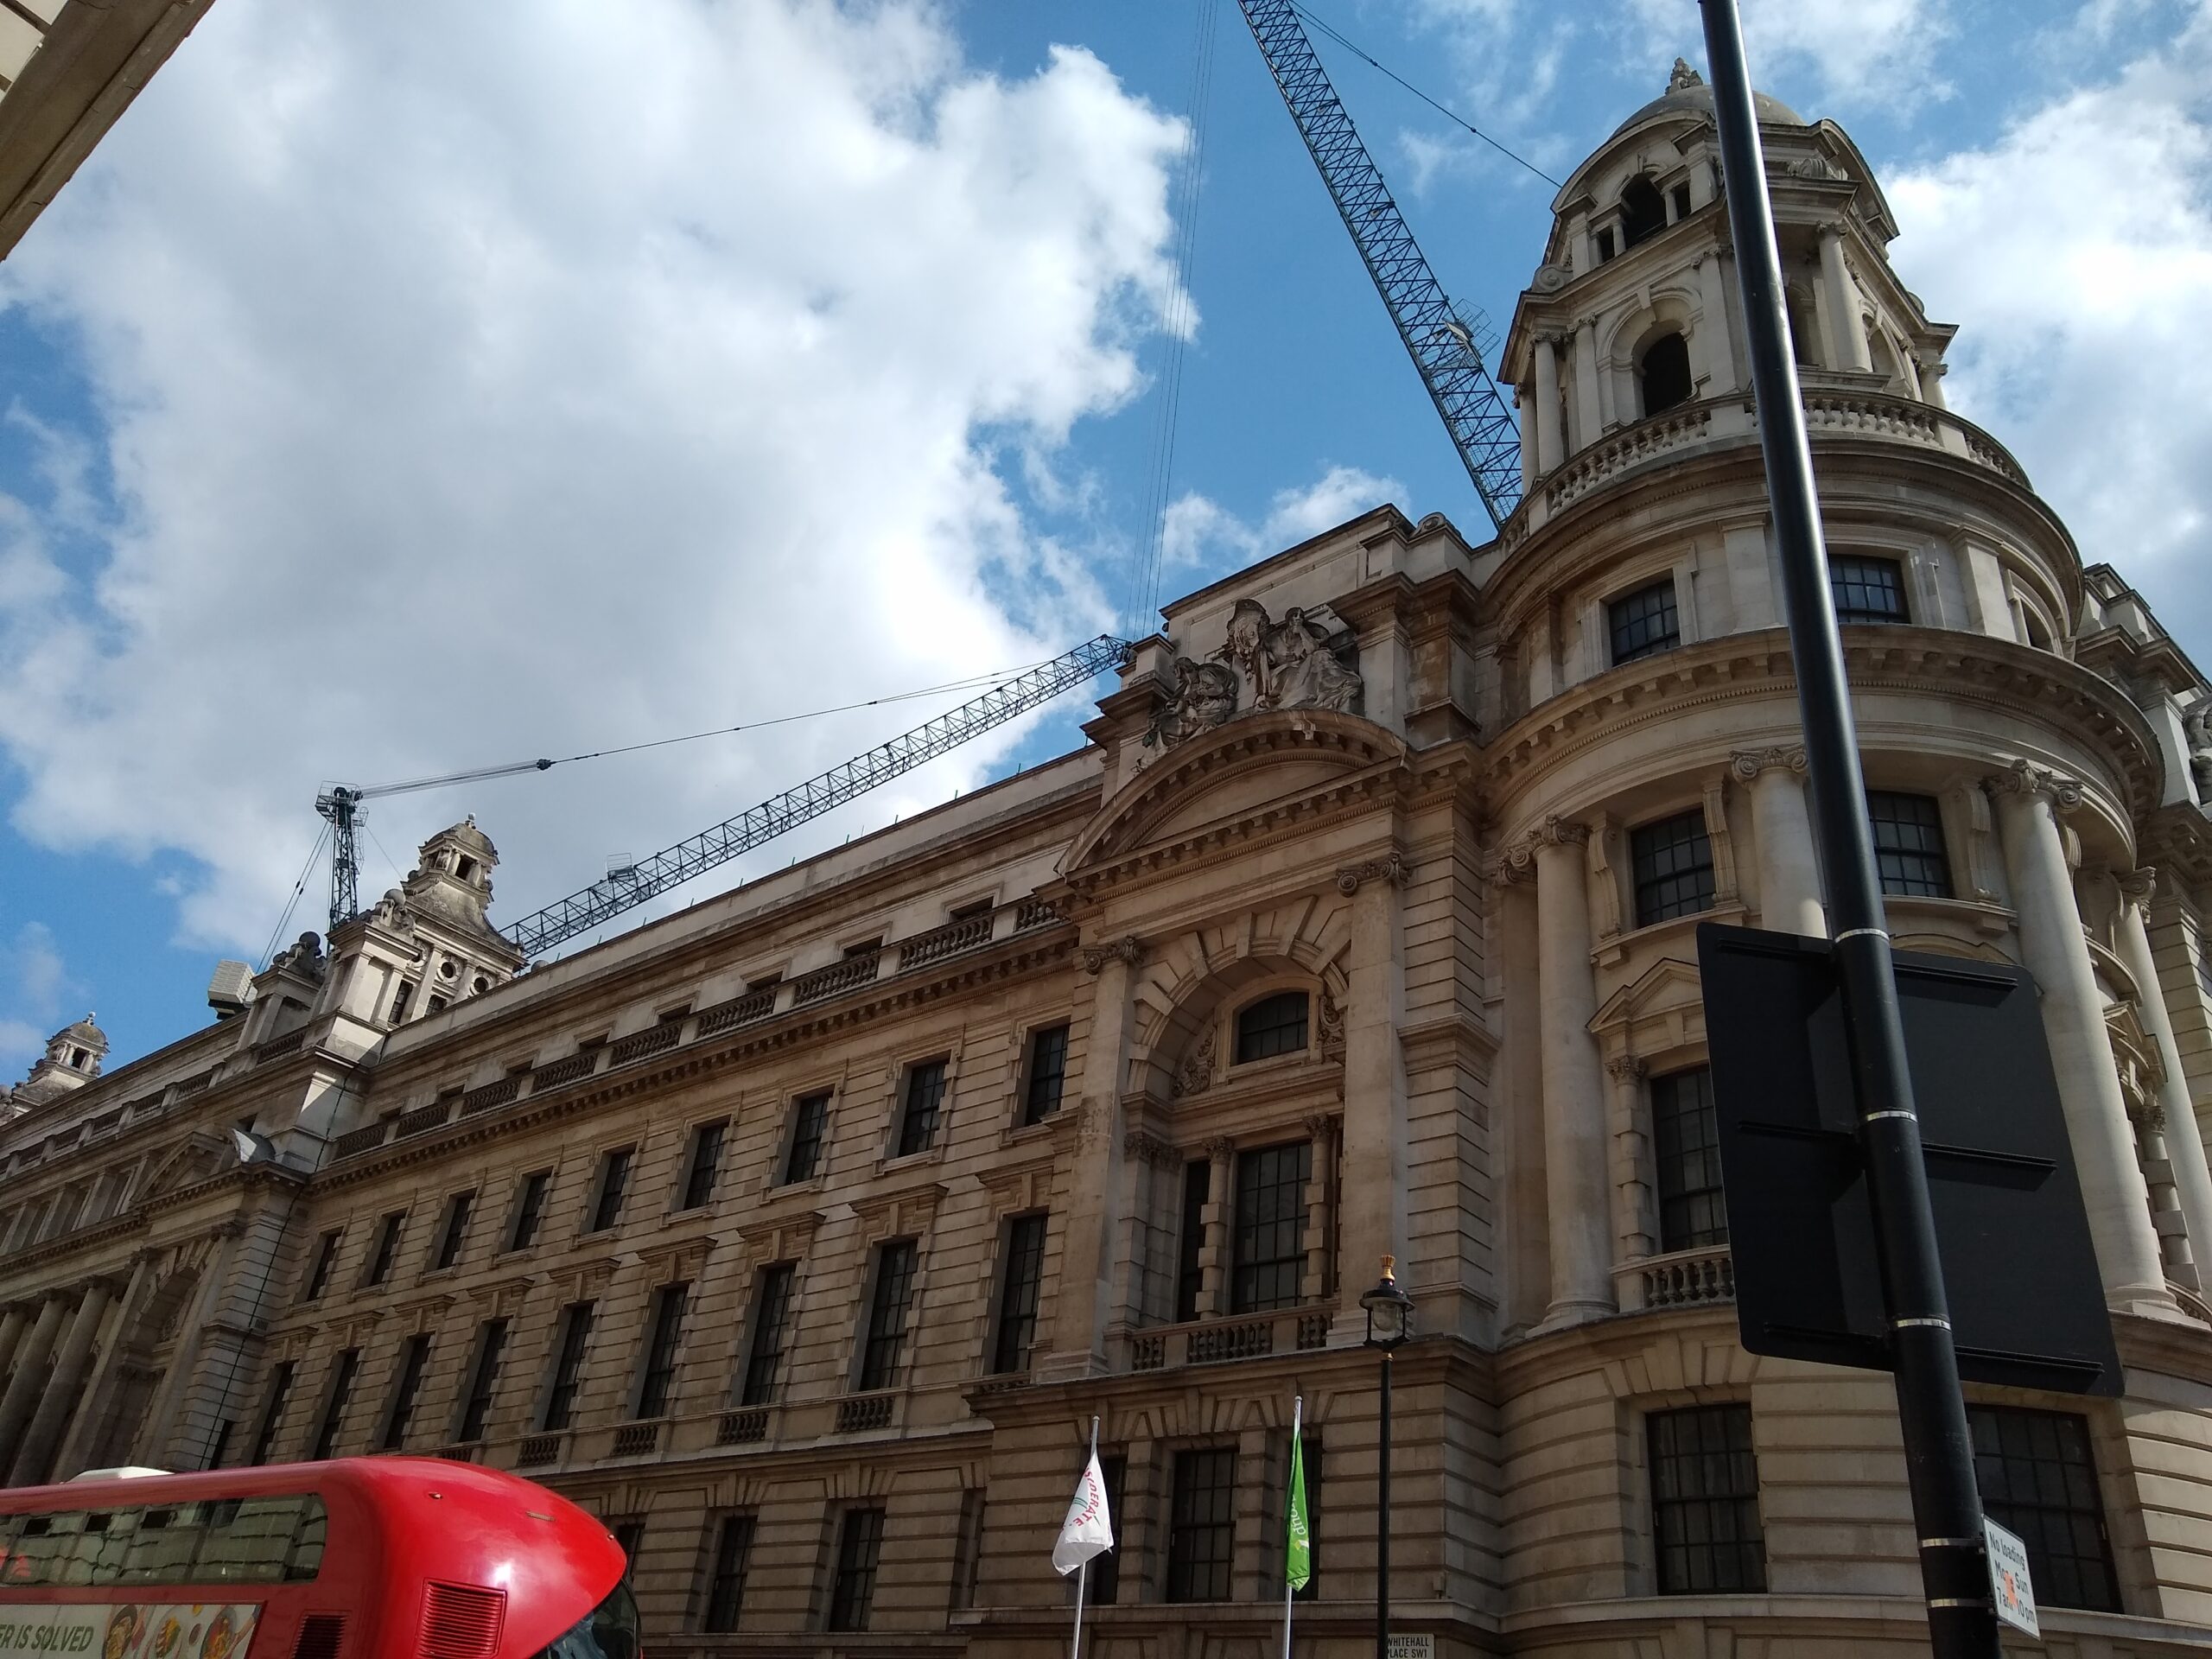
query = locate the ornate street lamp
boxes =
[1361,1256,1414,1659]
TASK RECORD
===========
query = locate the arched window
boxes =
[1620,176,1667,249]
[1233,991,1310,1064]
[1639,333,1694,416]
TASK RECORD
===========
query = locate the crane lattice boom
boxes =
[502,635,1132,960]
[1238,0,1523,529]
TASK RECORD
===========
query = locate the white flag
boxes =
[1053,1450,1115,1574]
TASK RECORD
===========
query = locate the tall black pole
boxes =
[1376,1349,1391,1659]
[1696,4,2001,1655]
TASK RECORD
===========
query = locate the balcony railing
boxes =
[460,1076,520,1117]
[716,1408,770,1446]
[792,952,880,1007]
[529,1052,599,1092]
[836,1392,895,1433]
[610,1024,683,1067]
[516,1433,563,1468]
[1621,1243,1736,1312]
[611,1421,663,1457]
[696,988,777,1037]
[395,1100,453,1140]
[898,914,994,969]
[1014,896,1059,931]
[331,1122,389,1160]
[1117,1305,1335,1373]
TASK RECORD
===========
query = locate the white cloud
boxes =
[1887,2,2212,650]
[0,922,78,1066]
[0,1,1189,951]
[1160,463,1404,573]
[1610,0,1952,108]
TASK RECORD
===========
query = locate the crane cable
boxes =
[257,823,330,970]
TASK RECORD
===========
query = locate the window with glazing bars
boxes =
[1653,1068,1726,1250]
[634,1282,690,1419]
[1174,1160,1210,1323]
[456,1319,508,1443]
[1166,1447,1236,1602]
[828,1507,885,1631]
[701,1513,755,1633]
[310,1350,359,1462]
[1022,1024,1070,1125]
[247,1361,295,1465]
[1968,1405,2120,1611]
[302,1230,340,1302]
[679,1122,725,1211]
[857,1241,918,1390]
[991,1214,1047,1374]
[507,1170,550,1249]
[1234,991,1309,1064]
[1829,555,1908,624]
[741,1264,797,1407]
[363,1212,405,1286]
[587,1147,633,1233]
[782,1093,830,1184]
[1610,577,1681,664]
[432,1190,474,1270]
[1231,1141,1312,1313]
[542,1301,595,1431]
[1649,1404,1766,1592]
[1089,1454,1127,1605]
[897,1060,948,1157]
[1867,791,1953,898]
[1630,810,1716,926]
[378,1335,432,1451]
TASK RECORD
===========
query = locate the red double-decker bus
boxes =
[0,1459,634,1659]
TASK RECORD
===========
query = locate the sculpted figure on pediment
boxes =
[1150,656,1239,750]
[1214,600,1363,716]
[2184,702,2212,799]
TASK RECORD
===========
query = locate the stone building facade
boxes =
[8,67,2212,1658]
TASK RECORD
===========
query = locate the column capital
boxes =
[1985,758,2084,812]
[1079,937,1145,975]
[2117,867,2158,906]
[1121,1129,1179,1171]
[1482,853,1535,889]
[1532,815,1592,850]
[1335,853,1405,895]
[1202,1135,1236,1163]
[1302,1111,1342,1141]
[1607,1055,1649,1084]
[1730,745,1807,781]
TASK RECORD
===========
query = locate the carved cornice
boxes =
[1729,745,1807,781]
[1985,758,2085,813]
[1334,854,1405,895]
[1080,937,1145,975]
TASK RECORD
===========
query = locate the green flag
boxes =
[1285,1422,1312,1592]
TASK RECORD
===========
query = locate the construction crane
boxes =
[316,760,556,934]
[1237,0,1523,530]
[501,633,1131,959]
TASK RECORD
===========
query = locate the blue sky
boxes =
[3,0,2208,1069]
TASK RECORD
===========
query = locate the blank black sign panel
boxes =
[1696,923,2122,1396]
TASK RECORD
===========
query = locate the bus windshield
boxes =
[537,1578,637,1659]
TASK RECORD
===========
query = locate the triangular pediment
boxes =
[1589,956,1703,1037]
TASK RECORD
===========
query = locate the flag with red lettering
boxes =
[1053,1448,1115,1574]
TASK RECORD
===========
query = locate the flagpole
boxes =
[1071,1414,1098,1659]
[1282,1394,1303,1659]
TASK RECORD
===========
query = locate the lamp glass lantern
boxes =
[1360,1255,1413,1350]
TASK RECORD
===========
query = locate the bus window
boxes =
[537,1578,639,1659]
[10,1515,76,1585]
[119,1504,204,1584]
[198,1497,319,1584]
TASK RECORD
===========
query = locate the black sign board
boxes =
[1696,923,2122,1395]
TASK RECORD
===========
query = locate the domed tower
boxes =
[1474,63,2212,1641]
[8,1015,107,1109]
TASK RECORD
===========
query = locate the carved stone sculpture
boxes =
[1213,600,1363,715]
[2184,702,2212,801]
[1149,656,1238,750]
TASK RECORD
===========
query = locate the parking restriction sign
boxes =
[1985,1517,2038,1637]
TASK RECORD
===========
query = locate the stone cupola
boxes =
[9,1014,107,1109]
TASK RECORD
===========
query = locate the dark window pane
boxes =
[1631,810,1716,927]
[1649,1404,1765,1593]
[1653,1069,1726,1250]
[1640,334,1693,416]
[1610,577,1681,664]
[302,1231,340,1302]
[1232,1141,1312,1313]
[829,1507,885,1631]
[992,1215,1048,1374]
[1022,1025,1071,1125]
[702,1514,754,1633]
[1175,1159,1211,1324]
[434,1191,474,1270]
[635,1283,690,1420]
[1867,791,1953,899]
[898,1061,948,1157]
[1089,1454,1126,1605]
[1621,175,1666,247]
[365,1212,405,1286]
[543,1301,595,1431]
[310,1351,359,1462]
[681,1122,725,1211]
[379,1335,432,1451]
[589,1148,634,1233]
[248,1362,295,1466]
[1234,992,1309,1064]
[609,1519,644,1580]
[457,1319,508,1443]
[509,1171,550,1250]
[1830,556,1908,625]
[1167,1448,1236,1602]
[858,1241,918,1391]
[1967,1406,2120,1612]
[741,1265,797,1408]
[783,1093,830,1184]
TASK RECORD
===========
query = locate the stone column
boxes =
[1332,855,1410,1344]
[50,1255,155,1481]
[140,1235,238,1468]
[1987,766,2173,1314]
[1037,938,1141,1382]
[1819,228,1872,372]
[0,1306,30,1389]
[0,1294,68,1478]
[1532,335,1564,477]
[1732,747,1826,938]
[1516,387,1536,492]
[9,1282,114,1484]
[2116,870,2212,1276]
[1532,821,1614,1325]
[1196,1139,1235,1318]
[1607,1057,1656,1287]
[1572,317,1603,448]
[1694,252,1738,391]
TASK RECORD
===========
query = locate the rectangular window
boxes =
[389,980,416,1024]
[1968,1405,2120,1612]
[1653,1068,1726,1250]
[247,1361,295,1466]
[1021,1024,1071,1125]
[456,1319,509,1443]
[634,1282,690,1420]
[678,1122,726,1211]
[740,1264,798,1408]
[363,1212,405,1287]
[782,1092,830,1185]
[1867,791,1953,899]
[587,1147,634,1234]
[610,1518,645,1580]
[991,1214,1048,1375]
[1234,991,1309,1063]
[857,1240,918,1391]
[896,1059,948,1157]
[828,1506,885,1632]
[951,1487,987,1612]
[1232,1141,1313,1314]
[1669,181,1692,220]
[378,1334,432,1452]
[302,1230,340,1301]
[1649,1403,1766,1593]
[1830,554,1909,625]
[1175,1159,1211,1324]
[1610,577,1681,664]
[508,1170,551,1250]
[1166,1447,1236,1603]
[701,1513,755,1633]
[310,1350,359,1462]
[543,1301,595,1431]
[1631,810,1717,926]
[1089,1454,1127,1605]
[432,1190,475,1271]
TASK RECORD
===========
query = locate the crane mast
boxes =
[1236,0,1523,529]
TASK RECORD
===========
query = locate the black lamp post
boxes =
[1360,1255,1413,1659]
